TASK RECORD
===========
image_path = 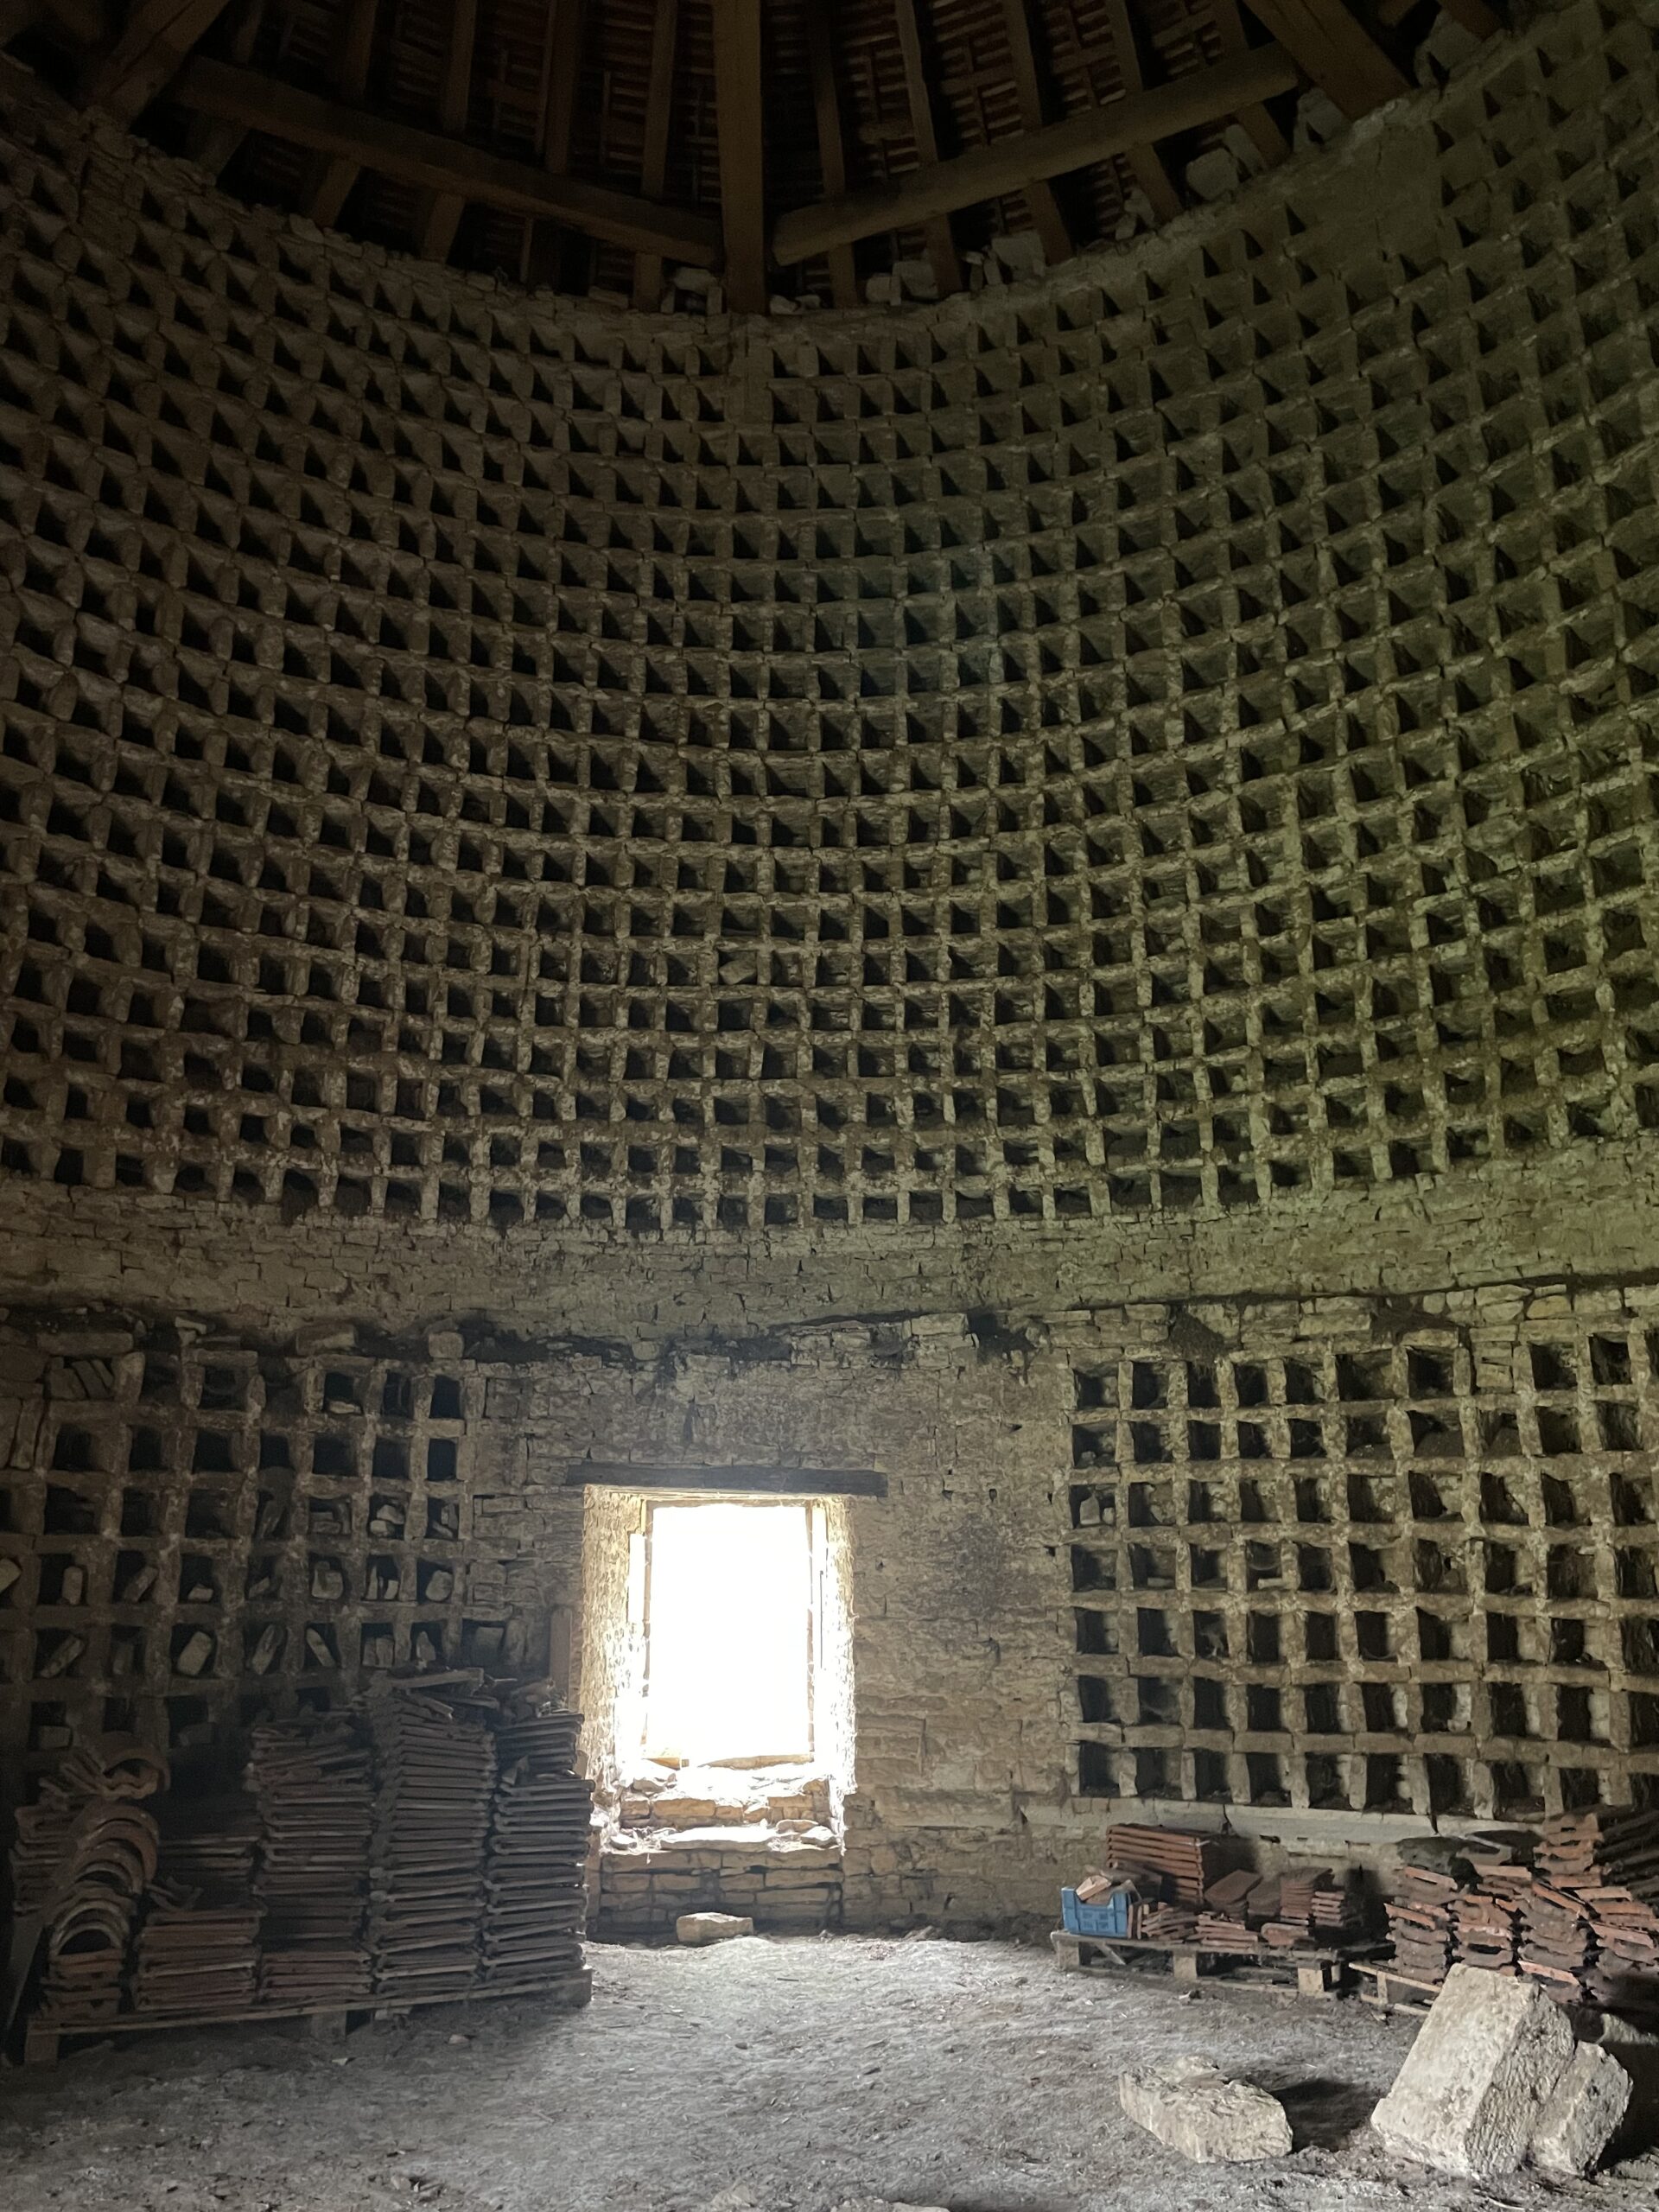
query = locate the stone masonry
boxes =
[3,1,1659,1931]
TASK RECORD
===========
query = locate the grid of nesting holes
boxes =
[2,16,1659,1235]
[1070,1314,1659,1822]
[0,1338,522,1794]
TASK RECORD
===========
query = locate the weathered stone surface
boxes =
[677,1913,755,1946]
[1118,2059,1292,2164]
[1370,1964,1575,2178]
[1529,2045,1631,2178]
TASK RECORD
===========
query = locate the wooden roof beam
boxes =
[1099,0,1182,224]
[773,41,1300,265]
[712,0,766,315]
[632,0,680,310]
[83,0,232,124]
[170,56,724,263]
[1238,0,1408,120]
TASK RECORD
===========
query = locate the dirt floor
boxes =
[3,1936,1658,2212]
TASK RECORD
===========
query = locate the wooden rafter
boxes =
[998,0,1071,267]
[632,0,679,310]
[184,0,267,181]
[892,0,962,296]
[83,0,232,124]
[773,41,1300,265]
[170,56,724,263]
[712,0,766,315]
[804,2,859,309]
[417,0,480,262]
[0,0,107,47]
[305,0,379,226]
[1238,0,1408,120]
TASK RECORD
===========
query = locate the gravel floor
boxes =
[3,1936,1657,2212]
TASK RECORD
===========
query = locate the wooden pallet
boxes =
[1351,1961,1443,2017]
[1051,1927,1368,2000]
[22,1968,592,2068]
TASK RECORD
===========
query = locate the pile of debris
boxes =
[1071,1827,1366,1954]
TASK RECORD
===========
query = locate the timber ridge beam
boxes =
[169,55,723,266]
[772,41,1303,266]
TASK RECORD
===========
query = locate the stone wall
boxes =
[4,0,1659,1926]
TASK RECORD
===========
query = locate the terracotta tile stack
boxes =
[1518,1879,1598,2001]
[35,1802,160,2021]
[1449,1871,1523,1974]
[368,1689,498,2003]
[1195,1867,1262,1951]
[480,1703,590,1990]
[247,1719,374,2006]
[10,1738,168,1913]
[131,1798,261,2018]
[1536,1807,1659,2013]
[1105,1824,1229,1910]
[1385,1866,1459,1985]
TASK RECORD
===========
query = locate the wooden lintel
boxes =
[170,57,724,264]
[712,0,766,315]
[568,1464,888,1498]
[1238,0,1408,120]
[773,42,1300,265]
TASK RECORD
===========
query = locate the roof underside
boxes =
[3,0,1501,311]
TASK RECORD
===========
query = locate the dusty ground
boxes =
[3,1936,1657,2212]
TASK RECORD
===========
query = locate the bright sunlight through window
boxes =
[642,1502,812,1764]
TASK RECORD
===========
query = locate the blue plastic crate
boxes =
[1060,1885,1132,1938]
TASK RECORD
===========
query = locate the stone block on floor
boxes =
[677,1912,755,1946]
[1529,2044,1631,2178]
[1118,2059,1292,2164]
[1370,1962,1574,2178]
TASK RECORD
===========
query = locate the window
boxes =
[641,1501,812,1764]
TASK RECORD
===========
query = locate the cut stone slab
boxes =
[677,1912,754,1946]
[1118,2058,1293,2164]
[1370,1962,1574,2178]
[1529,2044,1631,2178]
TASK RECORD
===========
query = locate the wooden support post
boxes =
[524,0,584,290]
[417,0,479,262]
[804,2,859,308]
[998,0,1071,265]
[1207,0,1291,169]
[304,0,378,226]
[892,0,961,295]
[632,0,679,308]
[1099,0,1182,223]
[712,0,766,315]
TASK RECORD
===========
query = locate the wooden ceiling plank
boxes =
[84,0,232,124]
[632,0,680,310]
[524,0,584,295]
[998,0,1071,267]
[184,0,266,181]
[171,55,724,262]
[1099,0,1181,224]
[892,0,962,295]
[1207,0,1290,168]
[712,0,766,315]
[417,0,480,261]
[772,41,1300,264]
[804,1,860,308]
[1237,0,1407,120]
[304,0,378,226]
